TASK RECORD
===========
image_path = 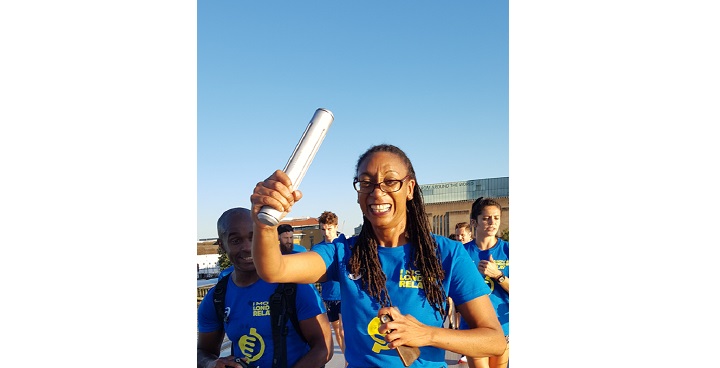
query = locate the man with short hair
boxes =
[455,221,473,244]
[197,207,332,368]
[311,211,345,356]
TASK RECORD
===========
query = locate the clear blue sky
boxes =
[197,0,509,239]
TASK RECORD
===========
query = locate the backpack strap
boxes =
[213,274,231,324]
[269,283,289,368]
[212,274,232,355]
[270,283,308,368]
[283,283,306,343]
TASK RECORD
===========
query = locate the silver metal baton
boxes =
[257,108,334,226]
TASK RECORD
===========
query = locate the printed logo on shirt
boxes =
[484,275,508,292]
[237,327,266,364]
[485,276,497,291]
[398,268,424,289]
[253,300,270,316]
[367,316,391,353]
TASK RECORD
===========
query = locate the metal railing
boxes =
[198,284,215,306]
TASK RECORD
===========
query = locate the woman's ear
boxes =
[407,179,415,201]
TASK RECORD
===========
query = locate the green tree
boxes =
[499,228,509,242]
[217,245,232,270]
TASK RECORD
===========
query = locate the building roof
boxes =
[280,217,318,228]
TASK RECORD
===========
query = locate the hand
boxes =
[478,255,502,279]
[209,355,249,368]
[250,170,303,226]
[377,307,427,349]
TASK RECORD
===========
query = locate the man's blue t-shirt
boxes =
[312,234,490,368]
[197,276,326,367]
[461,238,510,336]
[217,266,233,280]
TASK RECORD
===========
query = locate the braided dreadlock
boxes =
[348,144,447,318]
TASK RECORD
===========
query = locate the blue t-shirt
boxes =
[311,240,341,301]
[218,266,233,280]
[197,276,326,367]
[312,234,490,368]
[461,238,509,336]
[293,244,307,253]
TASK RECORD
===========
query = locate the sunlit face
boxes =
[320,223,338,243]
[356,151,415,229]
[220,212,254,272]
[455,227,473,243]
[279,231,294,254]
[473,206,501,238]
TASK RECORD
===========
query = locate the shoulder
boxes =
[496,238,509,252]
[337,233,351,244]
[432,234,467,260]
[296,282,316,291]
[310,238,334,251]
[313,234,351,248]
[296,283,321,298]
[294,283,325,311]
[213,273,232,293]
[433,233,463,251]
[462,238,477,252]
[218,266,234,279]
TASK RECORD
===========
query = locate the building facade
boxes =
[278,216,322,250]
[421,177,509,238]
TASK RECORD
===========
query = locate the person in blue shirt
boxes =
[453,221,474,364]
[277,223,307,254]
[249,144,506,367]
[311,210,346,355]
[197,207,332,368]
[461,197,510,368]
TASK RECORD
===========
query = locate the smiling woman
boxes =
[249,143,507,368]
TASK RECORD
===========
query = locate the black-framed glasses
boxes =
[353,175,411,194]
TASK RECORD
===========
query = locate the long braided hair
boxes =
[348,144,447,318]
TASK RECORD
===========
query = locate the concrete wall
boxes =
[425,197,509,238]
